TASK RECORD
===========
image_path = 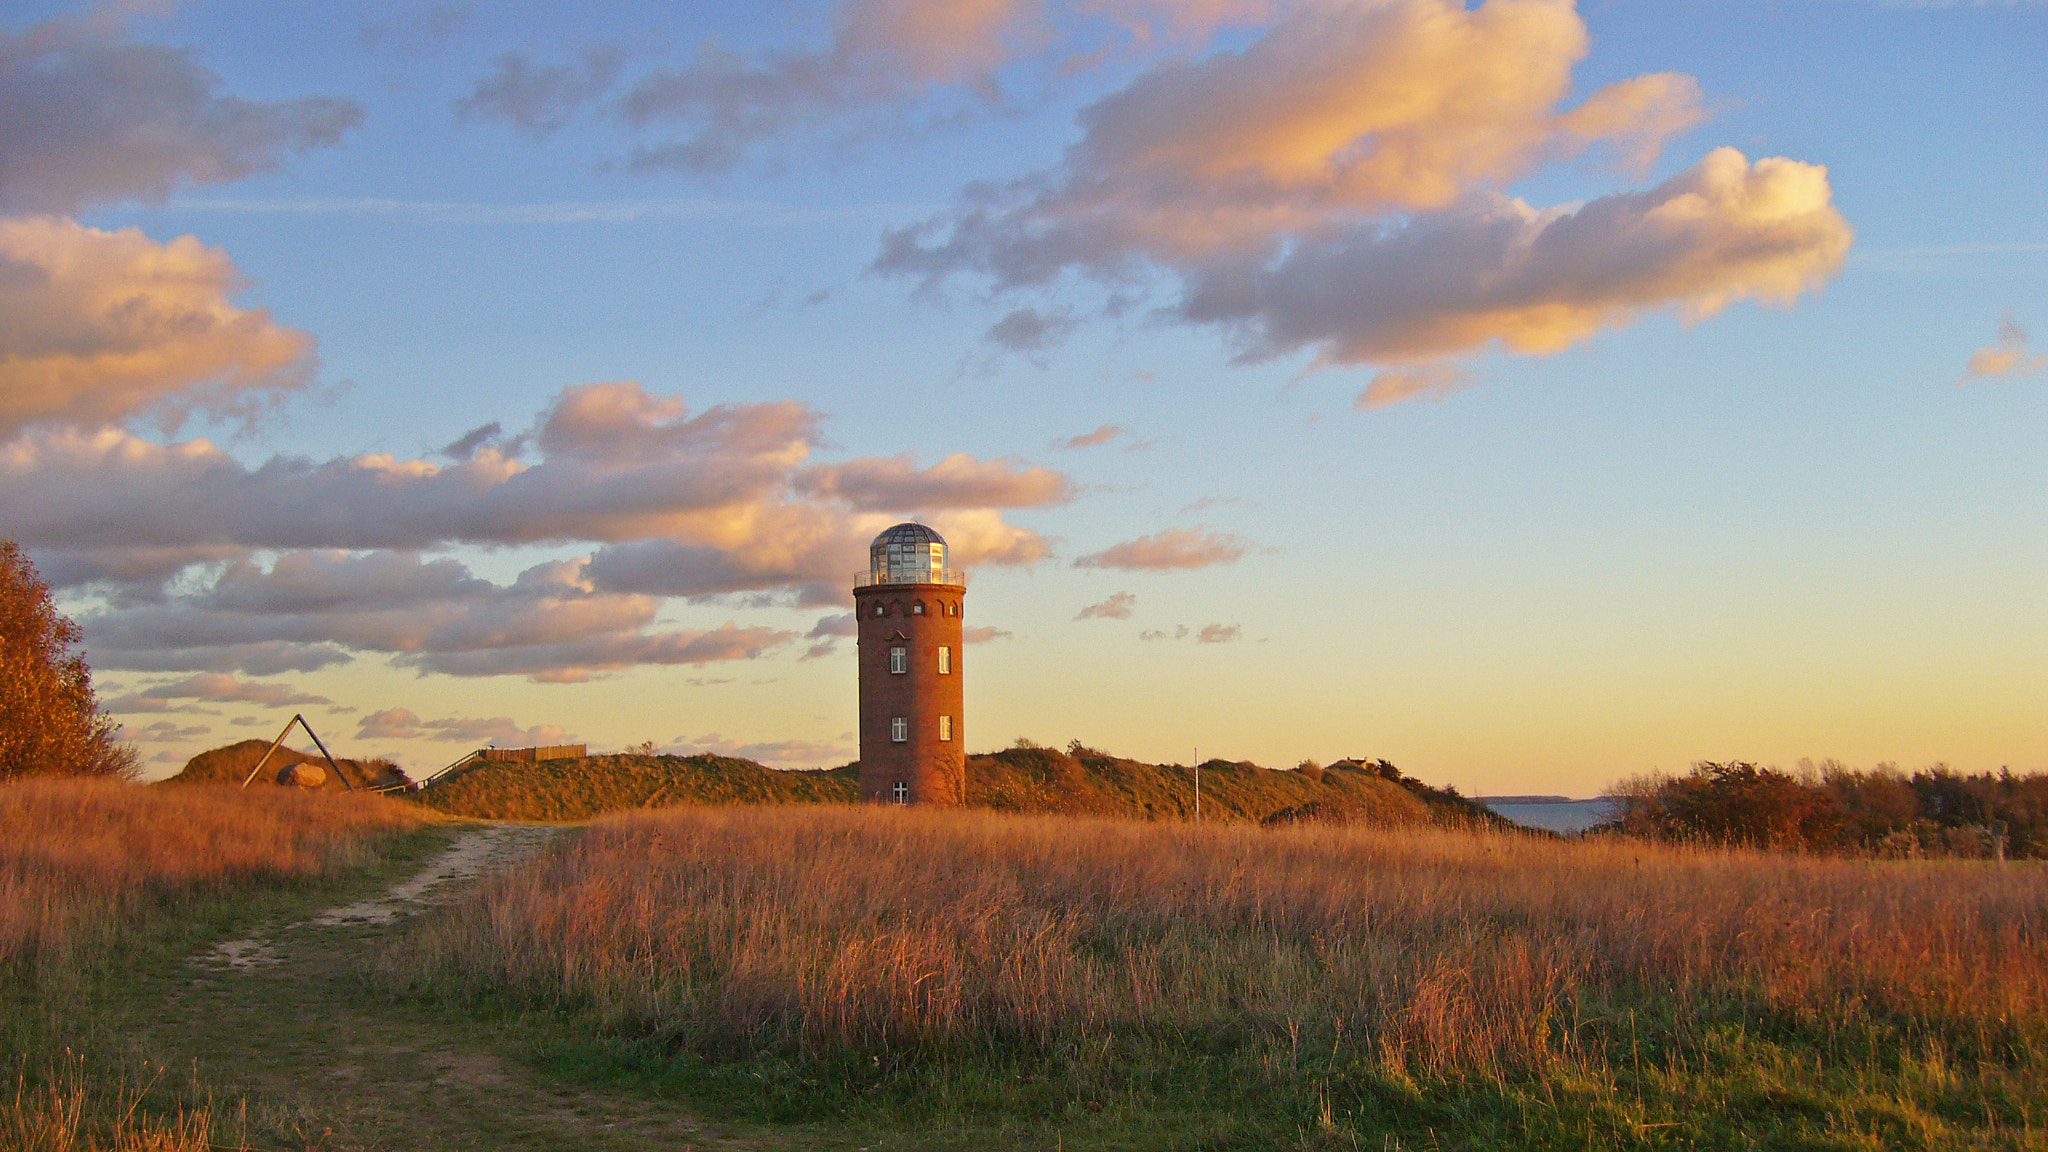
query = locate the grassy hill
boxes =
[164,739,410,792]
[386,741,1504,827]
[408,753,859,821]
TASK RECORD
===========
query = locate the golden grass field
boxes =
[0,779,427,975]
[2,781,430,1152]
[393,805,2048,1147]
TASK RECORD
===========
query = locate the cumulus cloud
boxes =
[1072,526,1247,571]
[963,625,1011,643]
[357,707,577,746]
[1076,591,1136,620]
[0,17,361,215]
[987,306,1078,352]
[1180,148,1851,364]
[1958,315,2046,385]
[1196,623,1241,643]
[875,0,1848,382]
[0,216,315,439]
[104,672,329,713]
[5,381,1063,597]
[78,550,799,683]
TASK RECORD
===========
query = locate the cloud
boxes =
[5,381,1061,597]
[1958,315,2047,384]
[0,216,315,439]
[663,732,855,767]
[1196,623,1241,643]
[1072,526,1248,571]
[1179,149,1851,365]
[121,719,210,742]
[987,306,1078,352]
[78,550,800,683]
[1139,623,1190,640]
[104,672,329,713]
[808,611,859,638]
[484,0,1272,173]
[962,625,1011,643]
[1055,424,1127,449]
[0,17,361,215]
[1356,364,1474,409]
[358,3,473,56]
[875,0,1849,378]
[1076,591,1136,620]
[455,48,624,138]
[796,451,1072,511]
[356,707,577,746]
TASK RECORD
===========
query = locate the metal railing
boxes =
[853,567,967,588]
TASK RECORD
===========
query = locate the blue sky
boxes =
[3,0,2042,793]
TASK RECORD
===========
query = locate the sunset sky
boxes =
[4,0,2042,794]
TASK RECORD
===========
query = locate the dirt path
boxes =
[133,825,804,1152]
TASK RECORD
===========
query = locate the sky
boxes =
[2,0,2043,795]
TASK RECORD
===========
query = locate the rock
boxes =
[279,761,327,788]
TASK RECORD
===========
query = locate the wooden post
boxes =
[239,713,351,790]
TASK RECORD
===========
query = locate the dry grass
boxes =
[398,804,2048,1083]
[3,1056,234,1152]
[0,778,429,977]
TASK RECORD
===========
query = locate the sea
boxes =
[1478,798,1617,834]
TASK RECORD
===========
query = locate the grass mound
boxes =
[391,741,1503,828]
[409,753,859,821]
[163,737,409,792]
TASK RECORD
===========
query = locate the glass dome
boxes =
[865,522,954,585]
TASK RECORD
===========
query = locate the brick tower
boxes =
[854,523,965,805]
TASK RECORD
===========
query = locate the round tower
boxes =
[853,523,966,805]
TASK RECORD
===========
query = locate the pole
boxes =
[1194,745,1200,823]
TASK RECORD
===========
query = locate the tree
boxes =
[0,541,136,780]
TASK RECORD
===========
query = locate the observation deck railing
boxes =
[853,567,967,588]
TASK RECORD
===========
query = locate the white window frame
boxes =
[893,780,909,804]
[889,645,907,674]
[890,716,908,742]
[936,645,951,674]
[913,601,925,615]
[938,715,952,741]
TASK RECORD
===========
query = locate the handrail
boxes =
[853,567,966,588]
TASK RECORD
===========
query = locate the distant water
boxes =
[1481,799,1615,834]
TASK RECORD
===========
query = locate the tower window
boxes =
[939,715,953,741]
[913,601,925,615]
[893,780,909,804]
[889,646,907,674]
[890,716,908,742]
[873,603,885,616]
[936,646,951,674]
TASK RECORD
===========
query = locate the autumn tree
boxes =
[0,541,136,780]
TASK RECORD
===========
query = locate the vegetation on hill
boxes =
[0,541,134,781]
[387,738,1504,827]
[408,752,858,820]
[165,737,410,792]
[392,804,2048,1149]
[1609,759,2048,857]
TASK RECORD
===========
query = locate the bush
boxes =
[0,542,134,781]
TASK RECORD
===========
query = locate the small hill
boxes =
[408,753,858,821]
[164,739,410,792]
[393,741,1504,828]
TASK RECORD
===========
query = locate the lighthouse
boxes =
[854,523,966,805]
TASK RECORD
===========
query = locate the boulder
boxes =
[278,762,327,788]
